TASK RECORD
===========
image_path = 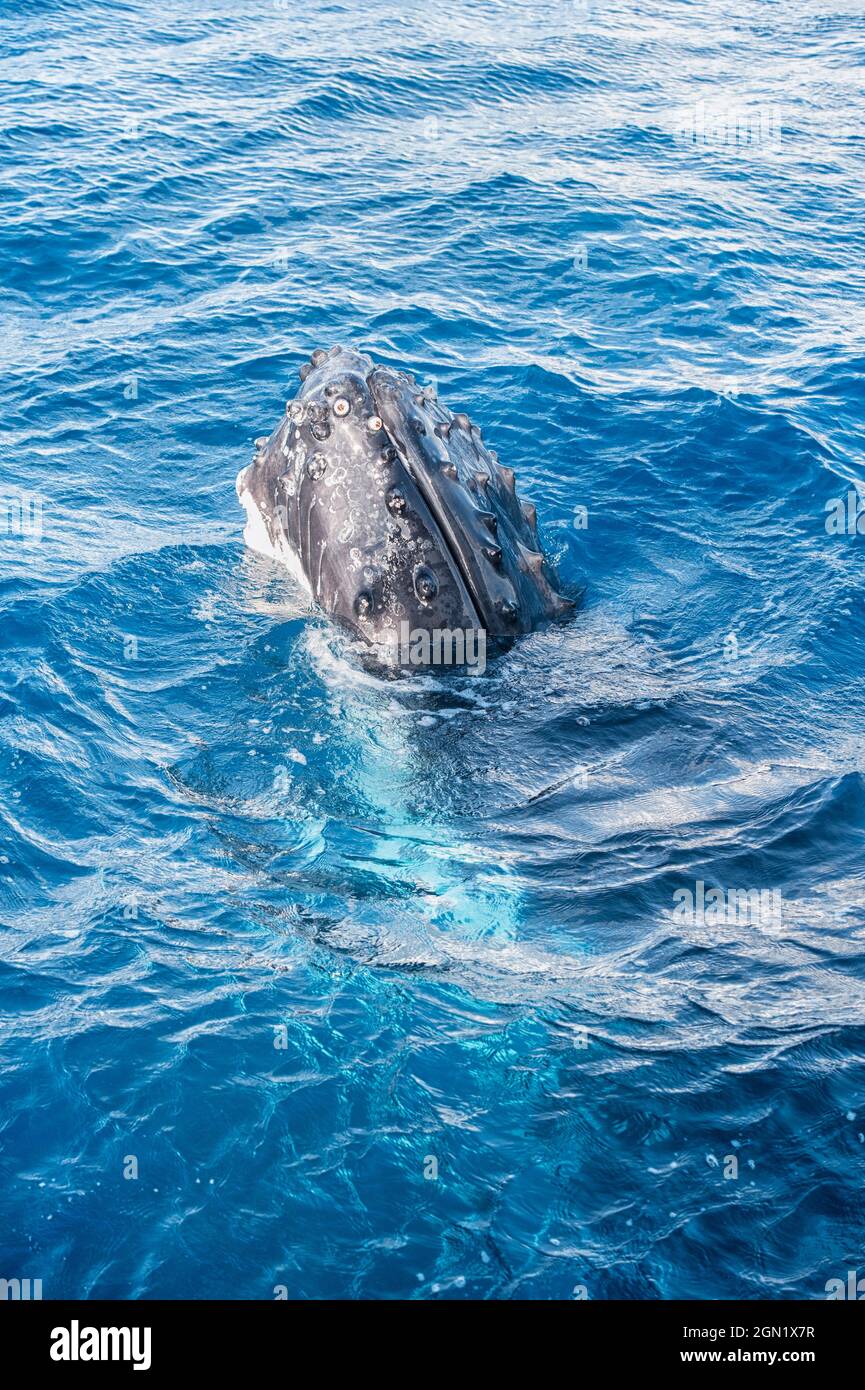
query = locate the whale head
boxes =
[237,346,574,664]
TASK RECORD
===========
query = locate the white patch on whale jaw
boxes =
[235,462,312,596]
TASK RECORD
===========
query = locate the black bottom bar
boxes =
[2,1297,857,1376]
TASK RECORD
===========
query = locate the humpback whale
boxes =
[237,347,574,663]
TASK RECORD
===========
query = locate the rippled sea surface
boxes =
[2,0,865,1300]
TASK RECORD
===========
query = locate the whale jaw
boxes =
[238,346,575,657]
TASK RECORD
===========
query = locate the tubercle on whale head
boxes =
[366,363,575,636]
[237,347,577,660]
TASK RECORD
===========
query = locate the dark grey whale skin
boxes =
[237,346,574,650]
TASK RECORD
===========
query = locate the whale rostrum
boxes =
[237,346,574,655]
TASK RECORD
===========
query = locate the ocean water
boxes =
[2,0,865,1301]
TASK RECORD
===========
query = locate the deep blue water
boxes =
[2,0,865,1301]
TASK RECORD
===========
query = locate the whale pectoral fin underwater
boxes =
[237,346,575,660]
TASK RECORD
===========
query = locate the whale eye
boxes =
[386,486,407,514]
[333,397,351,417]
[355,591,374,619]
[380,445,397,464]
[366,415,383,433]
[306,453,327,480]
[414,567,438,603]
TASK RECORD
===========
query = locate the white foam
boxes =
[235,463,312,595]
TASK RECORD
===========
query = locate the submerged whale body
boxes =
[237,346,574,660]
